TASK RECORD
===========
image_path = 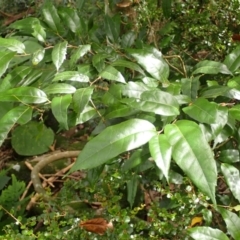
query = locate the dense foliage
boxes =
[1,0,240,239]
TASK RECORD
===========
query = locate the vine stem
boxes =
[31,150,80,195]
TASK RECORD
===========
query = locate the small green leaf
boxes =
[100,65,126,83]
[193,60,232,75]
[121,149,144,171]
[0,87,48,104]
[165,120,217,204]
[229,104,240,121]
[219,150,239,163]
[76,106,98,124]
[42,3,64,33]
[127,47,169,81]
[31,19,46,42]
[127,175,139,208]
[181,77,200,99]
[52,41,68,71]
[221,163,240,202]
[73,87,94,113]
[122,81,152,98]
[183,98,218,124]
[43,83,76,94]
[92,53,108,72]
[104,15,120,43]
[11,121,54,156]
[149,134,172,181]
[51,94,72,130]
[69,119,157,171]
[188,226,229,240]
[224,45,240,72]
[69,45,91,68]
[0,37,25,54]
[218,208,240,240]
[0,51,15,78]
[52,71,89,82]
[105,104,138,119]
[0,106,31,147]
[32,48,45,65]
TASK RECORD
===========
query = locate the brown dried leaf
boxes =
[79,218,113,235]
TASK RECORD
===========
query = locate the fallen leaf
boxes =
[189,216,203,228]
[79,218,113,235]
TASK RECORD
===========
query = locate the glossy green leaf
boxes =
[181,77,200,99]
[219,150,239,163]
[73,87,94,113]
[51,94,72,130]
[11,121,54,156]
[164,120,217,204]
[0,87,48,104]
[0,51,15,78]
[92,53,108,72]
[100,65,126,83]
[111,59,145,75]
[76,106,98,124]
[31,19,46,42]
[122,81,152,98]
[125,90,179,116]
[59,7,80,33]
[221,163,240,202]
[52,41,68,71]
[69,119,157,171]
[32,48,45,65]
[218,208,240,240]
[17,107,33,125]
[52,71,89,82]
[127,175,138,208]
[105,104,139,119]
[193,60,232,75]
[127,47,169,81]
[42,3,64,33]
[224,45,240,72]
[104,15,120,43]
[183,98,218,124]
[0,106,31,146]
[149,134,172,181]
[121,32,136,48]
[0,37,25,54]
[200,86,230,98]
[121,149,144,171]
[229,104,240,121]
[188,227,229,240]
[69,45,91,68]
[227,76,240,90]
[43,83,76,94]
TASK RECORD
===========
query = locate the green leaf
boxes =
[219,150,239,163]
[59,7,80,33]
[43,83,76,94]
[124,90,179,116]
[188,226,229,240]
[227,76,240,90]
[127,175,138,208]
[111,59,145,75]
[164,120,217,204]
[31,19,46,43]
[104,14,120,43]
[193,60,232,75]
[121,149,144,171]
[92,53,108,72]
[51,94,72,130]
[218,208,240,240]
[0,106,31,147]
[162,0,172,18]
[32,48,45,65]
[52,71,89,82]
[181,77,200,99]
[52,41,68,71]
[69,45,91,68]
[73,87,94,113]
[0,87,48,104]
[221,163,240,202]
[100,65,126,83]
[224,45,240,72]
[105,104,139,119]
[149,134,172,181]
[229,104,240,121]
[76,106,98,124]
[42,3,64,33]
[0,37,25,54]
[127,47,169,81]
[69,119,157,171]
[11,121,54,156]
[0,51,15,78]
[122,81,152,98]
[183,98,218,124]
